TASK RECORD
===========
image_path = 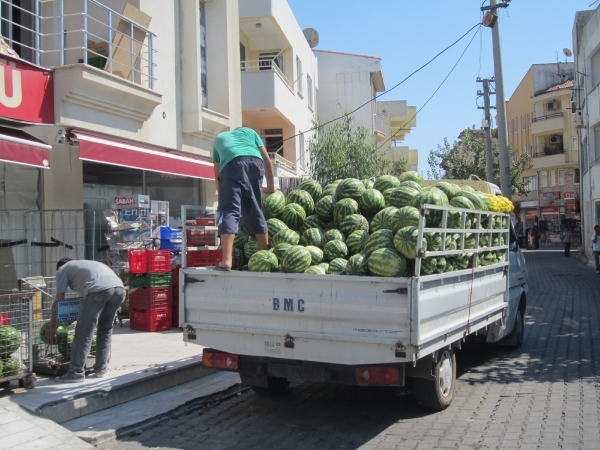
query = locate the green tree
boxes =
[427,129,530,196]
[307,115,391,185]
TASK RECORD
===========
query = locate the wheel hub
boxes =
[438,351,453,397]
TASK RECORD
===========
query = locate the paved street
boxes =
[102,249,600,450]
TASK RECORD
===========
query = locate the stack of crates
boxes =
[128,250,172,332]
[159,227,182,252]
[186,216,222,267]
[171,265,180,328]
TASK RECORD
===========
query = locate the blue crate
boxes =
[160,239,182,252]
[159,226,182,240]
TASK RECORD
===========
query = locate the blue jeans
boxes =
[68,287,126,377]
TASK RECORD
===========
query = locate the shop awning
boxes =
[0,127,51,168]
[73,132,214,180]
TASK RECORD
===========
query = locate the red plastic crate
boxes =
[186,229,217,246]
[147,250,171,273]
[129,287,172,310]
[187,249,222,267]
[171,265,181,286]
[129,307,171,332]
[129,250,148,274]
[196,217,216,226]
[171,306,179,328]
[0,313,9,326]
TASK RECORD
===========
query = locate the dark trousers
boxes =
[564,242,571,257]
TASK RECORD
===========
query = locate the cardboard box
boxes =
[88,41,109,57]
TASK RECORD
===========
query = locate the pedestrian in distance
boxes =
[561,226,572,257]
[46,258,126,382]
[212,127,276,270]
[593,225,600,274]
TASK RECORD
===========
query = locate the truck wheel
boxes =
[413,348,456,411]
[504,306,525,349]
[250,376,289,395]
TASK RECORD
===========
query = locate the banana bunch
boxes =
[484,193,514,213]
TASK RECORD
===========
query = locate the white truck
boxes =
[180,203,528,411]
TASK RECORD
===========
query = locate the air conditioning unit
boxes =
[549,135,562,144]
[546,101,558,111]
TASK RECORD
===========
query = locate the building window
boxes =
[298,132,305,169]
[574,168,580,184]
[549,170,557,186]
[540,171,548,188]
[572,137,578,151]
[307,75,313,110]
[523,176,538,192]
[514,119,517,134]
[200,0,207,108]
[296,57,303,97]
[509,120,512,135]
[530,145,533,158]
[263,129,284,156]
[240,42,246,70]
[558,169,566,186]
[522,116,525,131]
[529,114,532,129]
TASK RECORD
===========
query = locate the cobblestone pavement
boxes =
[103,249,600,450]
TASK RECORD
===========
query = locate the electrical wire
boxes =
[376,24,481,151]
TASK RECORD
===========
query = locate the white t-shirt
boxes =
[592,232,600,252]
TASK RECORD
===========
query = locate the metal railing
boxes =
[0,0,157,88]
[269,151,296,171]
[532,112,564,122]
[241,51,293,91]
[374,114,385,135]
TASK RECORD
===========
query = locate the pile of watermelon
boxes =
[0,325,22,378]
[231,172,509,277]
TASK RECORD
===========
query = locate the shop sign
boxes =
[57,299,81,323]
[0,56,54,124]
[564,191,576,200]
[112,195,150,209]
[541,206,559,214]
[542,191,561,200]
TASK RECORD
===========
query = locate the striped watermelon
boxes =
[232,247,245,269]
[320,183,338,199]
[302,215,327,233]
[234,230,248,249]
[287,190,315,216]
[445,235,457,251]
[305,265,327,275]
[450,196,475,210]
[399,180,422,192]
[334,198,360,226]
[323,240,348,262]
[248,250,278,272]
[345,229,369,255]
[420,257,437,275]
[388,187,420,209]
[300,228,324,248]
[464,233,477,249]
[305,246,324,265]
[373,175,400,193]
[243,239,259,260]
[327,258,348,275]
[395,206,421,231]
[298,179,323,202]
[383,188,395,206]
[315,195,337,222]
[456,191,483,210]
[271,229,300,247]
[477,193,491,210]
[267,218,288,240]
[339,214,369,236]
[359,188,385,217]
[363,229,394,255]
[280,203,306,230]
[445,259,456,272]
[479,234,490,247]
[273,243,293,260]
[398,171,423,185]
[425,232,442,251]
[370,206,399,232]
[461,185,476,192]
[455,253,470,270]
[394,226,427,260]
[318,262,330,272]
[323,229,345,244]
[435,257,446,274]
[345,252,370,275]
[362,179,375,189]
[262,191,286,219]
[434,182,459,199]
[335,178,366,201]
[411,188,449,227]
[368,248,406,277]
[281,245,312,273]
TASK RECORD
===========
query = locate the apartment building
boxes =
[238,0,318,178]
[377,101,418,171]
[507,63,579,235]
[573,8,600,259]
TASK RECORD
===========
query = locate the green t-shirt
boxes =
[213,127,264,172]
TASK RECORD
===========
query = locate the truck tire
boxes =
[250,376,289,395]
[503,304,525,349]
[413,348,456,411]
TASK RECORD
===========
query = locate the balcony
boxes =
[374,114,385,142]
[531,112,565,135]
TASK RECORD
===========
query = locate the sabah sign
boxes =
[0,55,54,123]
[57,299,81,323]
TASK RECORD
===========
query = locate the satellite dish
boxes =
[563,48,573,57]
[302,28,319,49]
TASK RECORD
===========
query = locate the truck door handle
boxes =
[383,288,408,294]
[185,276,204,284]
[517,277,524,281]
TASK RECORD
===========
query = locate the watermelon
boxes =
[39,321,56,345]
[305,246,324,265]
[287,190,315,216]
[447,212,472,229]
[335,178,366,201]
[262,191,286,219]
[0,326,20,358]
[271,229,300,247]
[345,229,369,255]
[273,243,293,261]
[318,263,330,272]
[281,245,312,273]
[320,183,338,199]
[450,196,475,210]
[2,357,21,377]
[315,195,337,222]
[477,193,491,210]
[297,179,323,202]
[358,188,385,217]
[461,185,476,192]
[411,188,449,227]
[370,206,399,232]
[398,171,423,185]
[362,178,375,189]
[248,250,279,272]
[373,175,401,193]
[339,214,369,236]
[464,233,477,249]
[400,180,422,192]
[425,232,442,251]
[420,257,437,275]
[345,252,370,275]
[266,218,288,240]
[323,229,345,244]
[435,257,447,274]
[368,248,406,277]
[455,253,470,270]
[327,258,348,275]
[334,198,360,226]
[232,247,245,269]
[0,359,2,374]
[323,240,348,262]
[300,228,324,248]
[382,188,395,205]
[363,229,394,255]
[395,206,421,231]
[456,191,483,210]
[394,226,427,260]
[445,259,456,272]
[302,215,327,233]
[479,234,490,247]
[243,239,260,260]
[305,265,327,275]
[388,187,420,209]
[280,203,306,230]
[445,235,457,251]
[434,182,459,199]
[234,230,248,249]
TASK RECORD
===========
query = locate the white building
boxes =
[239,0,318,178]
[573,7,600,259]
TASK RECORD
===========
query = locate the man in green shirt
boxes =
[213,127,275,270]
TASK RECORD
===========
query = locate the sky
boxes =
[287,0,596,178]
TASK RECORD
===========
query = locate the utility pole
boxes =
[482,0,512,199]
[477,77,495,183]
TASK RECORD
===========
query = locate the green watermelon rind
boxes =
[368,248,407,277]
[323,240,349,262]
[281,245,312,273]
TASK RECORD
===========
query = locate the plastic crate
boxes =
[187,249,222,267]
[171,306,179,328]
[147,250,171,273]
[128,272,172,288]
[159,226,182,240]
[186,229,217,246]
[129,287,172,310]
[172,286,179,304]
[129,250,148,274]
[171,265,181,286]
[160,239,182,252]
[0,312,9,325]
[129,307,172,332]
[196,217,216,226]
